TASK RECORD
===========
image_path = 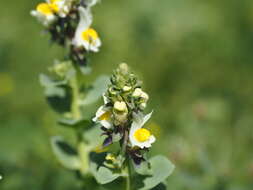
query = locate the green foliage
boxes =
[89,152,121,184]
[1,0,253,189]
[138,156,175,190]
[51,136,81,170]
[79,75,110,106]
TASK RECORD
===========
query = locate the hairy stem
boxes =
[126,158,131,190]
[70,73,81,120]
[122,130,131,190]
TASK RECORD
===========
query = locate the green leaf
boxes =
[51,136,81,170]
[138,155,175,190]
[79,75,110,106]
[40,74,72,113]
[133,160,152,176]
[83,125,105,147]
[45,85,72,113]
[45,86,66,97]
[151,183,167,190]
[39,73,66,87]
[90,152,121,184]
[79,65,92,75]
[58,118,92,129]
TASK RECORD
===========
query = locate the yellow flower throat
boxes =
[36,0,61,15]
[82,28,99,44]
[99,111,111,121]
[134,128,151,142]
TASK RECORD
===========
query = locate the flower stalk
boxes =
[70,73,81,120]
[31,0,174,189]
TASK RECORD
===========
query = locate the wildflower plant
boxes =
[31,0,174,189]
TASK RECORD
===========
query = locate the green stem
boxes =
[70,71,90,175]
[122,130,131,190]
[78,142,91,175]
[70,73,81,120]
[126,158,131,190]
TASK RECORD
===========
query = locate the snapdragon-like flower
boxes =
[129,112,155,148]
[31,0,74,26]
[72,7,101,52]
[31,2,57,26]
[93,94,113,129]
[49,0,74,18]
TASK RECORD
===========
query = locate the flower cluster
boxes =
[93,63,155,165]
[31,0,101,65]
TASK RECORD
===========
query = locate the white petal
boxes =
[86,0,100,7]
[129,121,142,147]
[92,106,113,129]
[94,106,106,118]
[141,111,153,126]
[101,120,112,129]
[78,7,92,30]
[72,7,92,47]
[102,93,109,104]
[132,111,153,127]
[148,135,156,144]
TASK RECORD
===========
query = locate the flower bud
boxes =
[123,86,131,92]
[109,87,117,95]
[114,101,127,112]
[139,102,147,110]
[132,88,142,98]
[118,63,129,75]
[114,112,128,125]
[53,62,70,77]
[140,91,149,101]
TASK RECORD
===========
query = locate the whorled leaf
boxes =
[40,74,72,113]
[58,118,92,129]
[46,85,72,113]
[83,125,105,147]
[39,73,66,87]
[79,75,110,106]
[90,152,121,184]
[51,136,81,170]
[133,160,152,176]
[138,155,175,190]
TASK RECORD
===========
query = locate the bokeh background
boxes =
[1,0,253,189]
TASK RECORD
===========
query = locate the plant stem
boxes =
[122,130,131,190]
[70,73,81,120]
[70,71,90,175]
[126,158,131,190]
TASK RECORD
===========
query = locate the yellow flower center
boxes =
[36,3,54,15]
[50,0,61,3]
[99,111,111,121]
[82,28,99,44]
[134,128,151,142]
[49,3,60,13]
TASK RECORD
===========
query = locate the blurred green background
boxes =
[1,0,253,189]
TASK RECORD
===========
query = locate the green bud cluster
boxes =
[105,63,149,125]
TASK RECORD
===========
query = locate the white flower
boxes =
[92,94,112,128]
[47,0,74,18]
[31,2,56,26]
[129,112,156,149]
[72,7,101,52]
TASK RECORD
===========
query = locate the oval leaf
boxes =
[51,136,81,170]
[138,155,175,190]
